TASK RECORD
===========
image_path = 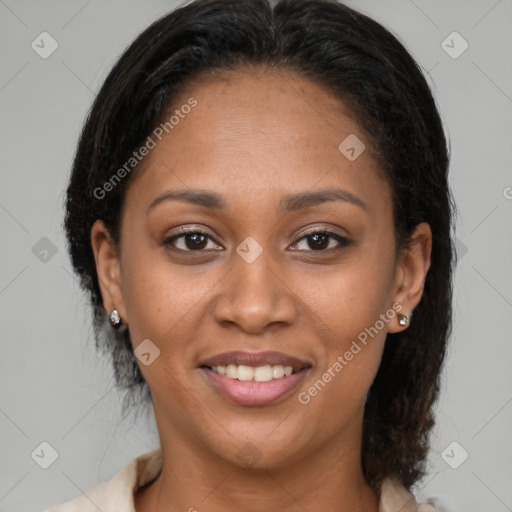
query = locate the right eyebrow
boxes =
[147,189,225,214]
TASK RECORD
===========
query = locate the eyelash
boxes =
[162,226,350,254]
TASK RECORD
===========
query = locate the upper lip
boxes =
[199,351,312,373]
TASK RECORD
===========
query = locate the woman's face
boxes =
[92,68,431,469]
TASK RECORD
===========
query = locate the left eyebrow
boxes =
[146,187,369,214]
[279,188,369,214]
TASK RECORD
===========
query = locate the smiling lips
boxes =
[200,350,312,406]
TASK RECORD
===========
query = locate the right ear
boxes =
[90,219,128,325]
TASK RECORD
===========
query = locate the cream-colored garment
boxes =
[42,448,435,512]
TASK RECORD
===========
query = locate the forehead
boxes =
[125,67,390,217]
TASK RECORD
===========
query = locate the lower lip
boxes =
[201,367,310,406]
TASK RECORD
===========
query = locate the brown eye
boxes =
[163,228,222,252]
[291,230,350,252]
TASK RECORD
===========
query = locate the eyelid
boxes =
[173,225,219,241]
[294,224,348,240]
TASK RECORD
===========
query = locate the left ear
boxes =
[388,222,432,333]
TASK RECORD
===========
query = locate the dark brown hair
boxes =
[63,0,457,492]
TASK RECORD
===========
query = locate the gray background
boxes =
[0,0,511,510]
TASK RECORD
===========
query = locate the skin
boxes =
[91,67,432,512]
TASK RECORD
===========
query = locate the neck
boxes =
[134,407,379,512]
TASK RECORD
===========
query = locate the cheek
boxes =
[119,260,203,403]
[293,250,393,405]
[119,244,227,383]
[296,246,394,345]
[121,229,191,326]
[296,274,389,432]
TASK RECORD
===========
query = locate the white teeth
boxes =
[237,365,254,381]
[253,365,273,382]
[226,364,238,379]
[272,366,285,379]
[210,364,297,382]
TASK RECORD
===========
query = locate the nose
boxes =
[212,246,298,334]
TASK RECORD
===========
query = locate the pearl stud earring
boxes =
[397,313,409,327]
[109,309,122,328]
